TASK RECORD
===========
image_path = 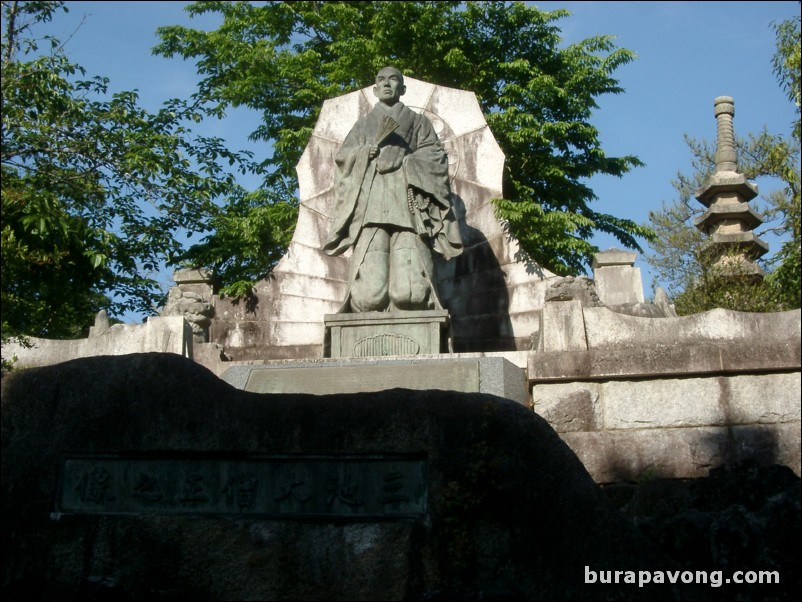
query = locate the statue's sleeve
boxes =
[403,114,463,260]
[403,115,451,208]
[323,120,373,256]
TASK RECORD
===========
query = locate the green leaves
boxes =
[2,1,251,338]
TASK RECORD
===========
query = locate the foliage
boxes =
[1,0,252,340]
[646,16,800,313]
[154,0,655,281]
[176,187,298,299]
[764,15,801,308]
[672,261,782,316]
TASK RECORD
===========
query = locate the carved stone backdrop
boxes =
[210,77,556,360]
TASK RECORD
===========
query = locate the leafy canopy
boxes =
[1,0,252,339]
[645,16,800,314]
[154,0,655,284]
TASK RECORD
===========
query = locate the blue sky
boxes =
[30,1,800,319]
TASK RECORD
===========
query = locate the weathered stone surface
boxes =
[212,318,326,350]
[2,353,680,601]
[583,307,800,351]
[561,422,801,483]
[594,265,645,306]
[221,356,529,405]
[540,299,588,352]
[603,373,801,430]
[532,382,602,432]
[1,317,192,369]
[529,339,801,381]
[426,86,486,137]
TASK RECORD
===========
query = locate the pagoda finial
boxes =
[713,96,737,173]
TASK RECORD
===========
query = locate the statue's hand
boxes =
[368,145,380,160]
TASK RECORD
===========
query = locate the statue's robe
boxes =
[323,101,463,311]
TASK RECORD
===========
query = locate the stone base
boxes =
[324,310,450,358]
[221,356,529,406]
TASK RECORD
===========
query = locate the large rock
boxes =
[3,353,684,600]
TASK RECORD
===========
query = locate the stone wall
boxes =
[1,315,192,369]
[5,267,799,488]
[531,304,801,483]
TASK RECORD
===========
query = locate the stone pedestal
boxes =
[221,355,529,406]
[325,310,450,358]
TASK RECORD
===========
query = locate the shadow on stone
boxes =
[439,193,514,352]
[606,461,800,602]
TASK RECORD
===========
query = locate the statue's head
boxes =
[373,66,406,106]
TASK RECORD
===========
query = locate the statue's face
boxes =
[373,67,405,105]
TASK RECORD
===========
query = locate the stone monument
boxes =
[1,353,682,601]
[212,68,540,401]
[207,71,555,360]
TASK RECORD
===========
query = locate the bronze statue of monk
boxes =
[324,67,463,312]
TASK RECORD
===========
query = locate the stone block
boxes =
[561,423,801,483]
[296,138,338,201]
[252,272,347,304]
[221,356,529,405]
[528,341,801,382]
[592,249,638,268]
[532,382,601,432]
[286,204,333,249]
[427,86,487,138]
[583,306,801,350]
[451,174,499,216]
[451,127,505,193]
[273,241,349,282]
[459,201,506,243]
[325,310,450,358]
[602,373,801,430]
[312,89,372,142]
[211,319,326,350]
[593,265,645,306]
[2,317,192,369]
[539,299,588,352]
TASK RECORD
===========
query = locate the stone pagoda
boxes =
[694,96,768,276]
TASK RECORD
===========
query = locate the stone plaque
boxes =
[56,455,427,518]
[243,361,481,395]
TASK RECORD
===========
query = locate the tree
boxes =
[154,0,655,289]
[646,16,801,314]
[1,0,253,340]
[765,15,801,308]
